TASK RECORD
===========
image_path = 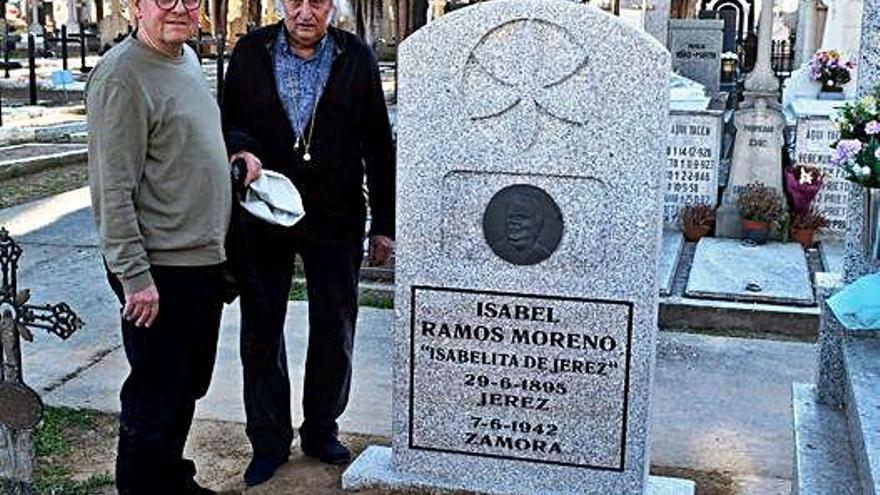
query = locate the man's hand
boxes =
[123,284,160,328]
[230,151,262,186]
[368,235,394,266]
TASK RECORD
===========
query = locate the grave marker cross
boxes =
[0,227,83,491]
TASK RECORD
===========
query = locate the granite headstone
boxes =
[791,99,849,237]
[664,108,723,225]
[715,99,787,237]
[342,1,693,494]
[668,19,724,96]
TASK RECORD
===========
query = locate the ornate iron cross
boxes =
[0,227,84,430]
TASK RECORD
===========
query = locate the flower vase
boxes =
[683,224,712,242]
[819,84,845,101]
[790,228,816,249]
[742,219,770,245]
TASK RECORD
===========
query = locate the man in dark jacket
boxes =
[221,0,394,486]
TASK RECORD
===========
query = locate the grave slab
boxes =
[659,230,684,296]
[342,446,696,495]
[685,238,815,305]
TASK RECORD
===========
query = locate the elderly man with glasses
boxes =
[86,0,231,491]
[221,0,394,487]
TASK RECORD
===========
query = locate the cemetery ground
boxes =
[26,406,743,495]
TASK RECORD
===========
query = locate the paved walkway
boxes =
[1,188,814,494]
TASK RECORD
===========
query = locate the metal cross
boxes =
[0,227,84,490]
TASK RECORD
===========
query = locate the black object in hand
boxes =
[231,158,247,199]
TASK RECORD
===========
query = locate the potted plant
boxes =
[680,203,715,242]
[790,209,829,249]
[808,49,856,100]
[736,182,784,245]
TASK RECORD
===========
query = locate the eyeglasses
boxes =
[154,0,200,12]
[286,0,331,9]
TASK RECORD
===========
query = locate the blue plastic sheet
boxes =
[827,272,880,330]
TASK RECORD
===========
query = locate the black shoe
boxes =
[300,436,352,465]
[243,454,287,487]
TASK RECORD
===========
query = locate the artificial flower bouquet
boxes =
[809,50,856,92]
[832,86,880,188]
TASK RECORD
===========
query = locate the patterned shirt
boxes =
[273,28,336,137]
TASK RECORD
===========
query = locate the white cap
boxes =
[240,169,305,227]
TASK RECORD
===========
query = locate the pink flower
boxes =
[831,139,864,166]
[866,121,880,135]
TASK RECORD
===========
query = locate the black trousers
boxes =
[236,213,363,460]
[107,264,224,494]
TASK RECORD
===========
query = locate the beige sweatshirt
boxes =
[87,35,231,293]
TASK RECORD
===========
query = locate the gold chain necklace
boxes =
[290,49,325,163]
[298,90,320,162]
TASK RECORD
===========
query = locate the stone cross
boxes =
[0,227,83,493]
[744,0,779,94]
[26,0,41,34]
[793,0,819,67]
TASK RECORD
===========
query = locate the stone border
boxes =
[0,122,88,147]
[0,146,88,180]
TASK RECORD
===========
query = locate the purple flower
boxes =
[831,139,864,166]
[866,121,880,135]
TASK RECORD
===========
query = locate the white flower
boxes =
[861,166,872,176]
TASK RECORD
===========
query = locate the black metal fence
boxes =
[44,25,99,74]
[0,25,228,126]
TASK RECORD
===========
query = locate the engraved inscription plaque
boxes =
[409,286,633,470]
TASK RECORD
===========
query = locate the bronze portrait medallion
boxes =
[482,184,563,265]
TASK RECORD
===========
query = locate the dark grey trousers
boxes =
[108,264,224,494]
[236,214,363,459]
